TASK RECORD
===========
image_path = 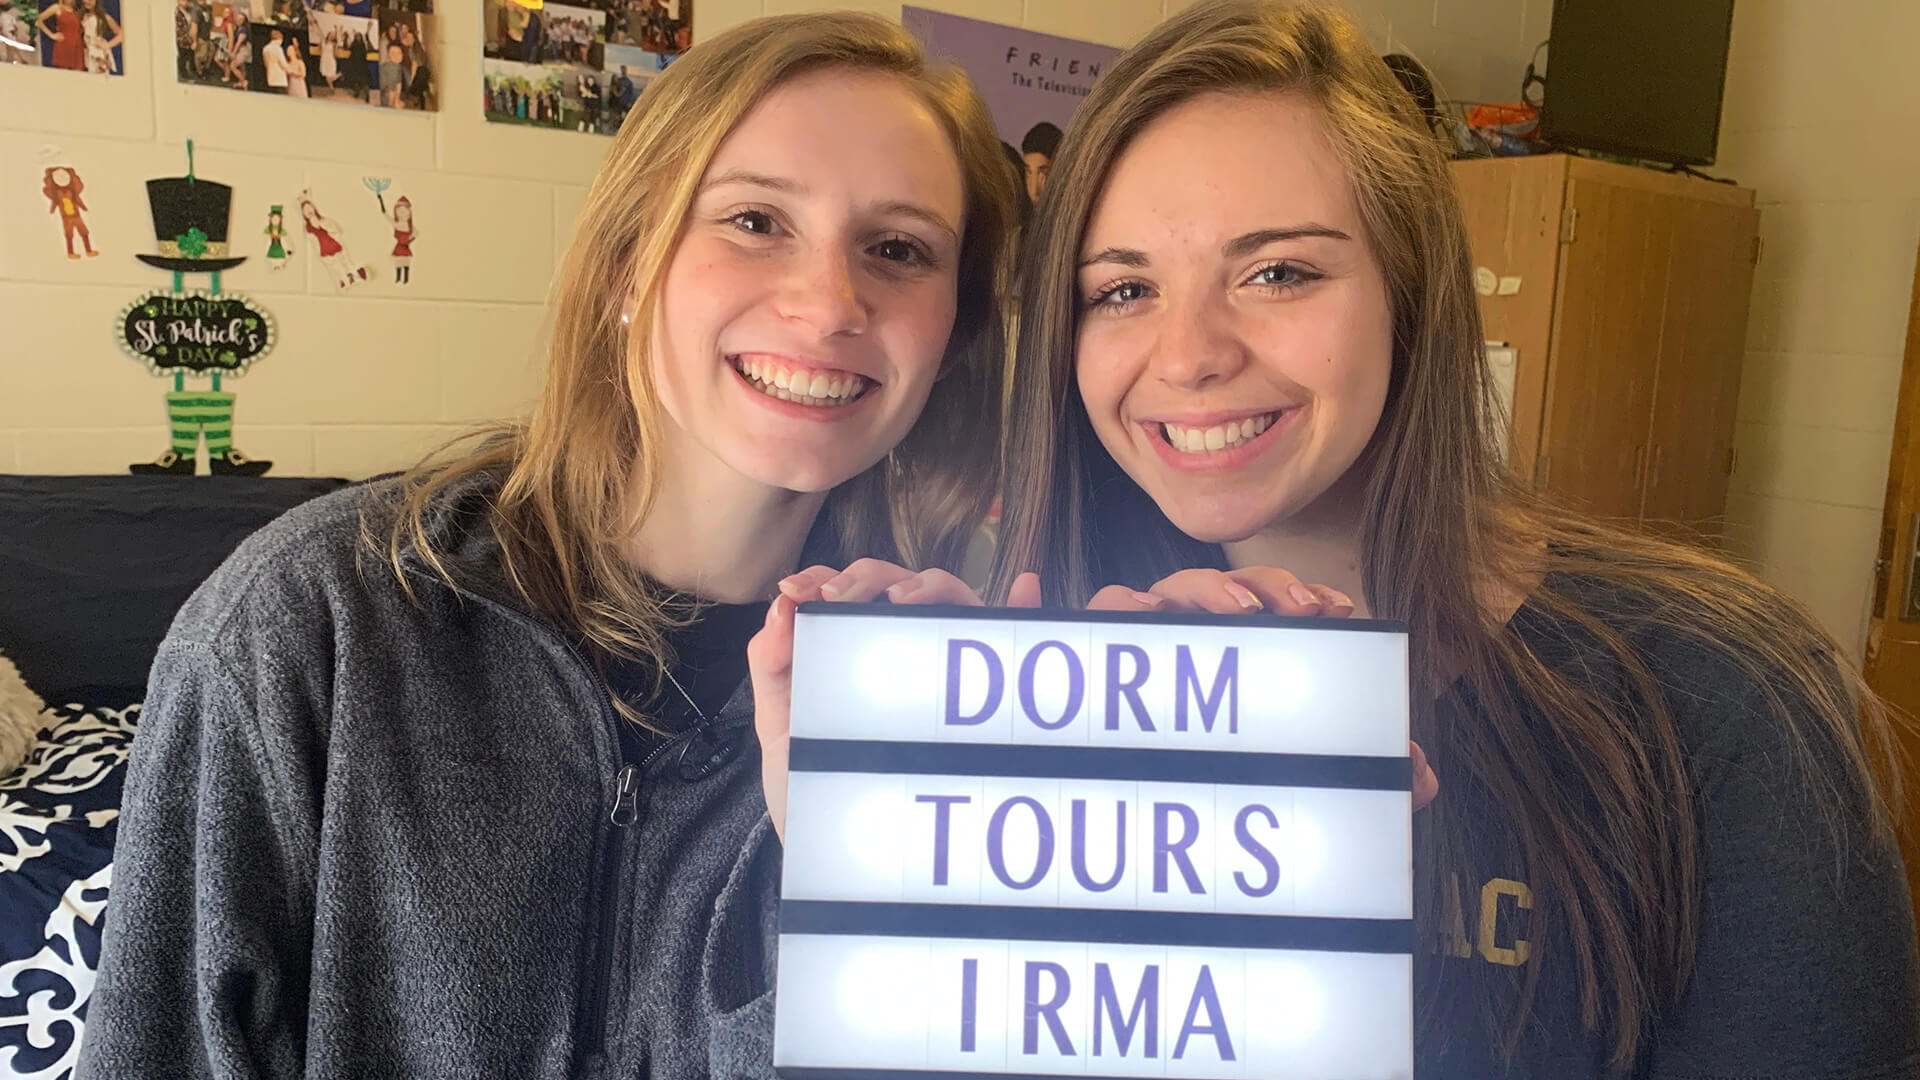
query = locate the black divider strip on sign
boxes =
[787,738,1412,791]
[780,901,1415,955]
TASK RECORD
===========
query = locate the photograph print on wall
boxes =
[482,0,680,136]
[172,0,437,111]
[6,0,124,75]
[604,0,688,57]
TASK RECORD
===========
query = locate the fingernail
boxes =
[766,597,787,623]
[886,579,920,600]
[1288,583,1317,608]
[819,573,853,600]
[777,576,809,599]
[1130,591,1164,608]
[1328,590,1354,609]
[1224,582,1263,611]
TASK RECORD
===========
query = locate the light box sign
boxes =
[774,605,1414,1080]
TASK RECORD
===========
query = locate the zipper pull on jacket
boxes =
[609,763,638,826]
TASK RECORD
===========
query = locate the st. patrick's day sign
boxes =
[774,606,1414,1079]
[116,289,276,375]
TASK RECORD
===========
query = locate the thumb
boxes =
[1411,740,1439,813]
[747,595,796,843]
[1008,572,1042,609]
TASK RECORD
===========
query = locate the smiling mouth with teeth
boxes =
[1160,412,1281,454]
[732,355,873,407]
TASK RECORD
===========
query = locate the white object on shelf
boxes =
[1486,342,1518,463]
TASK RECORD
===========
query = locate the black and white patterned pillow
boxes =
[0,700,139,1080]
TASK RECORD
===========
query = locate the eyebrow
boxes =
[1221,224,1352,258]
[1078,224,1354,269]
[1079,246,1149,269]
[875,199,959,244]
[700,171,959,244]
[700,169,803,195]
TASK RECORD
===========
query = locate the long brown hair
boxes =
[387,12,1016,720]
[992,0,1903,1065]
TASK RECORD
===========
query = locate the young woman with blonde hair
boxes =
[979,0,1918,1074]
[80,12,1015,1078]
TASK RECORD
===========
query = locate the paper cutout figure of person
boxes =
[299,189,367,290]
[389,195,415,284]
[43,167,98,259]
[264,204,292,269]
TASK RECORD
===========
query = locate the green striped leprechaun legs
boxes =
[166,389,234,456]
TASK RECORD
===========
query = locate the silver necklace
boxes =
[660,663,745,782]
[658,664,709,728]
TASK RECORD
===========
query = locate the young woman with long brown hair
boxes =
[79,13,1015,1078]
[972,1,1920,1075]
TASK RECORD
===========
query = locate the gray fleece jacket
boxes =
[77,475,783,1079]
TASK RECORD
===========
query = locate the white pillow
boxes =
[0,653,44,778]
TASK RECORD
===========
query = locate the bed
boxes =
[0,475,346,1079]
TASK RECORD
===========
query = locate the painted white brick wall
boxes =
[0,0,1534,481]
[1715,0,1920,659]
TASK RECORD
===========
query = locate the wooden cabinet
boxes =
[1451,154,1760,539]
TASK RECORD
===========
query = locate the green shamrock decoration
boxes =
[176,227,210,259]
[244,318,258,330]
[220,350,237,365]
[155,345,169,357]
[144,304,157,317]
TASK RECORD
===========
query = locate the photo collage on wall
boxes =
[3,0,125,75]
[172,0,438,112]
[482,0,689,136]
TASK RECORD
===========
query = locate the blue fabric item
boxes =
[0,695,140,1080]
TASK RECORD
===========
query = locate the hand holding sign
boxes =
[1090,568,1436,810]
[748,595,800,844]
[1088,567,1353,616]
[752,560,1040,844]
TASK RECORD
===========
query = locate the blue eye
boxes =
[1247,261,1320,290]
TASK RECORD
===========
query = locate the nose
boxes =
[1148,290,1247,390]
[776,244,868,339]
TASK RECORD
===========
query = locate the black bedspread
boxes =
[0,475,348,698]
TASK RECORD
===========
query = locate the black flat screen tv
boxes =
[1540,0,1736,166]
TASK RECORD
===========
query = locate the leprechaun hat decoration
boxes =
[137,142,247,273]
